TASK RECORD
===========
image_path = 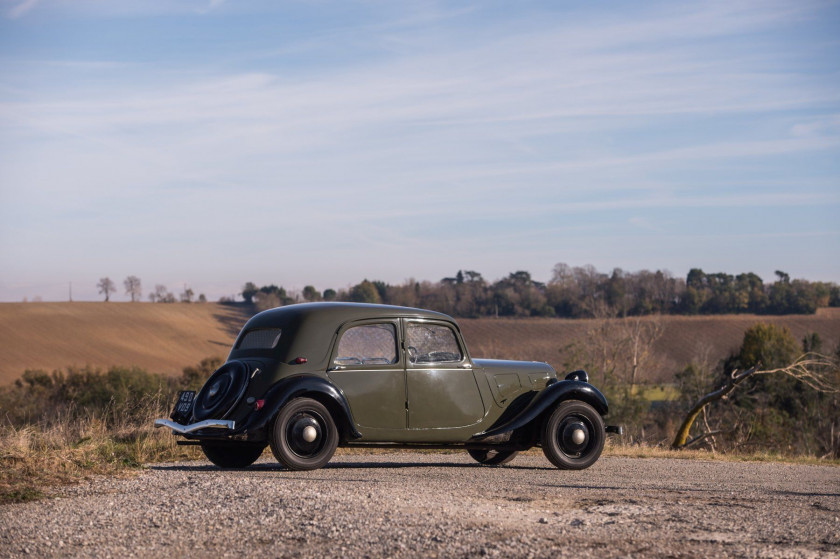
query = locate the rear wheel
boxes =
[270,398,338,471]
[201,442,265,468]
[541,400,605,470]
[467,449,518,466]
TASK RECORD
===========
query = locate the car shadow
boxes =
[149,460,553,472]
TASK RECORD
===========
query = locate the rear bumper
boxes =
[154,418,236,435]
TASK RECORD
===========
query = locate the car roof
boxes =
[245,302,453,328]
[231,302,459,364]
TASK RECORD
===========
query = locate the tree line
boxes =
[241,264,840,317]
[91,264,839,317]
[95,276,207,304]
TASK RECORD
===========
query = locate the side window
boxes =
[406,323,463,364]
[334,323,398,366]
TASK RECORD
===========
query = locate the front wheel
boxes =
[468,449,518,466]
[270,398,338,471]
[201,442,265,468]
[541,400,605,470]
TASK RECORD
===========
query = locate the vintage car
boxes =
[155,302,621,470]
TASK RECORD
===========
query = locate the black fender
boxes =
[471,380,608,441]
[249,375,362,440]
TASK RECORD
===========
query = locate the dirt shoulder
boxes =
[1,453,838,558]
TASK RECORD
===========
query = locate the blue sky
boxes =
[1,0,838,302]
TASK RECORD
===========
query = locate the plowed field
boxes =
[1,303,838,385]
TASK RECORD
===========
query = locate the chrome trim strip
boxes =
[154,418,235,434]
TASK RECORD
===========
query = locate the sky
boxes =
[1,0,839,302]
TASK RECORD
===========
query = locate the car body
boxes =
[156,302,620,470]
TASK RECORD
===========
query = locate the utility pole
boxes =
[69,281,73,302]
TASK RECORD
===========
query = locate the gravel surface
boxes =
[1,452,838,558]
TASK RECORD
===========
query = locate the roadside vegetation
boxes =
[2,320,838,505]
[0,358,221,504]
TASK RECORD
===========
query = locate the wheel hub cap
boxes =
[302,425,318,443]
[561,420,589,453]
[287,414,324,457]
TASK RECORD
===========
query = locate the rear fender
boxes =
[250,375,362,441]
[471,380,608,441]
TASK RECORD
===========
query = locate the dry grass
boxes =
[0,397,203,504]
[602,440,840,466]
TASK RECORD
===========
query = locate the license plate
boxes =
[170,390,196,423]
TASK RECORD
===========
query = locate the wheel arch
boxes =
[471,380,608,443]
[251,375,362,442]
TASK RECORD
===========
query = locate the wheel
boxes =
[541,400,605,470]
[201,442,265,468]
[467,449,519,466]
[270,398,338,471]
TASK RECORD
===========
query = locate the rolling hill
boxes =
[1,302,838,385]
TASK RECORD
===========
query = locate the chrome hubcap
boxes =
[302,425,318,443]
[571,428,585,445]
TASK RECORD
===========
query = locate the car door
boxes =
[326,320,406,431]
[404,320,485,429]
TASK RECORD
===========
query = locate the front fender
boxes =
[471,380,608,441]
[249,375,362,440]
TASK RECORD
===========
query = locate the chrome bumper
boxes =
[154,418,236,434]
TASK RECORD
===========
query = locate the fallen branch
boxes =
[672,353,839,450]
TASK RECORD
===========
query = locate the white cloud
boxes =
[6,0,39,19]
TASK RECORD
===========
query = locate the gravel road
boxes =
[1,452,838,558]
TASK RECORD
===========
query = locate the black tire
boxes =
[467,449,519,466]
[201,442,265,468]
[270,398,338,471]
[541,400,605,470]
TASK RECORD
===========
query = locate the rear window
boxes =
[237,328,282,350]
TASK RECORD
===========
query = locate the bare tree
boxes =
[149,284,174,303]
[672,353,839,449]
[180,285,194,303]
[97,277,116,302]
[124,276,142,302]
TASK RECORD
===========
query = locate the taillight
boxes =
[255,399,265,411]
[294,357,308,364]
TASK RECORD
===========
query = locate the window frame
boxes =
[329,319,403,369]
[403,319,470,368]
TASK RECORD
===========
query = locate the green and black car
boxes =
[156,302,621,470]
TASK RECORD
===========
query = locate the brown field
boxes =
[1,303,838,385]
[461,307,840,383]
[0,302,251,384]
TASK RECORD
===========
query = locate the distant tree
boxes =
[123,276,142,302]
[198,293,207,303]
[302,285,321,302]
[323,288,337,301]
[181,286,194,303]
[254,292,281,312]
[97,277,116,302]
[241,282,258,304]
[349,280,382,304]
[149,284,175,303]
